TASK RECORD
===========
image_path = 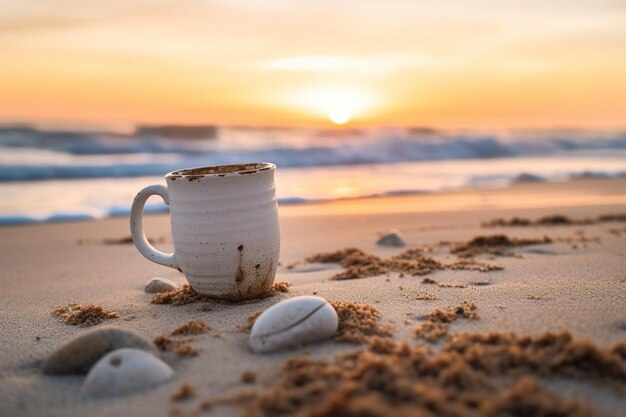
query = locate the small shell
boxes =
[145,277,179,293]
[42,326,158,375]
[377,231,406,247]
[82,348,174,397]
[250,296,338,353]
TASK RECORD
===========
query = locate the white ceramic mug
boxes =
[130,163,280,301]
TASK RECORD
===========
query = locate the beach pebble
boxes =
[82,348,174,397]
[145,277,178,293]
[377,230,406,247]
[42,326,158,375]
[250,296,338,353]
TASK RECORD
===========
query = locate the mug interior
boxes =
[168,162,274,179]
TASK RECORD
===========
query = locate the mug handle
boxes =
[130,184,180,270]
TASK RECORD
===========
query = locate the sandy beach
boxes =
[1,177,625,416]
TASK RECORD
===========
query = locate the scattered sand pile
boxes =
[306,248,390,279]
[170,319,211,336]
[305,247,502,280]
[415,292,437,301]
[216,331,625,417]
[607,227,626,236]
[483,217,534,227]
[554,230,602,247]
[152,283,284,306]
[305,248,369,264]
[445,331,626,382]
[613,344,626,361]
[241,371,257,384]
[154,319,212,357]
[170,383,195,401]
[446,258,504,272]
[153,335,199,357]
[272,282,290,293]
[151,285,209,306]
[329,300,394,344]
[450,234,551,258]
[236,311,263,333]
[391,248,423,259]
[598,213,626,222]
[483,213,626,228]
[421,277,468,288]
[51,303,119,326]
[414,301,478,342]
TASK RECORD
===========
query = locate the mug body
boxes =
[166,163,280,301]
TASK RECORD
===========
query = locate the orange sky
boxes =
[1,1,625,129]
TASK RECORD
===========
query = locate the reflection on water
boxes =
[2,155,625,223]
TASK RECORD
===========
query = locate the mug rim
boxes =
[166,162,275,180]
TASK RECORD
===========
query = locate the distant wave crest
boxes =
[1,126,626,181]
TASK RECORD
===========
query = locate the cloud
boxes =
[0,15,101,33]
[259,53,453,76]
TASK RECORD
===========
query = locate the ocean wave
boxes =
[2,126,626,181]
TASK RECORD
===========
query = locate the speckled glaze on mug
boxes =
[130,163,280,301]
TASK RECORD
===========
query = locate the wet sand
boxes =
[0,178,625,416]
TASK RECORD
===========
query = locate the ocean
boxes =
[2,125,626,224]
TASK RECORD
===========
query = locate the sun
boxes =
[329,110,351,125]
[279,84,375,126]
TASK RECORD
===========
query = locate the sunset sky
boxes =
[1,0,625,129]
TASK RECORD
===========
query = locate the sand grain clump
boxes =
[305,248,369,264]
[207,330,624,417]
[236,310,263,333]
[483,213,626,228]
[241,371,257,384]
[329,300,393,344]
[447,258,504,272]
[52,303,119,326]
[450,234,551,258]
[171,383,195,401]
[155,319,211,357]
[152,283,279,306]
[153,335,199,357]
[597,213,626,222]
[151,284,209,305]
[436,282,469,288]
[415,292,437,301]
[306,247,502,280]
[170,319,211,336]
[414,301,478,342]
[484,215,592,227]
[271,282,290,293]
[421,277,470,288]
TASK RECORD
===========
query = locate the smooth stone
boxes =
[82,348,174,397]
[144,277,179,293]
[376,230,406,247]
[250,296,338,353]
[42,326,158,375]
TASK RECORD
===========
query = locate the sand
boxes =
[0,177,625,416]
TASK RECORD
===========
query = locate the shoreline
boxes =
[2,177,626,227]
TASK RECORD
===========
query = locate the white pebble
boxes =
[82,348,174,397]
[144,277,178,293]
[377,230,406,247]
[250,296,338,353]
